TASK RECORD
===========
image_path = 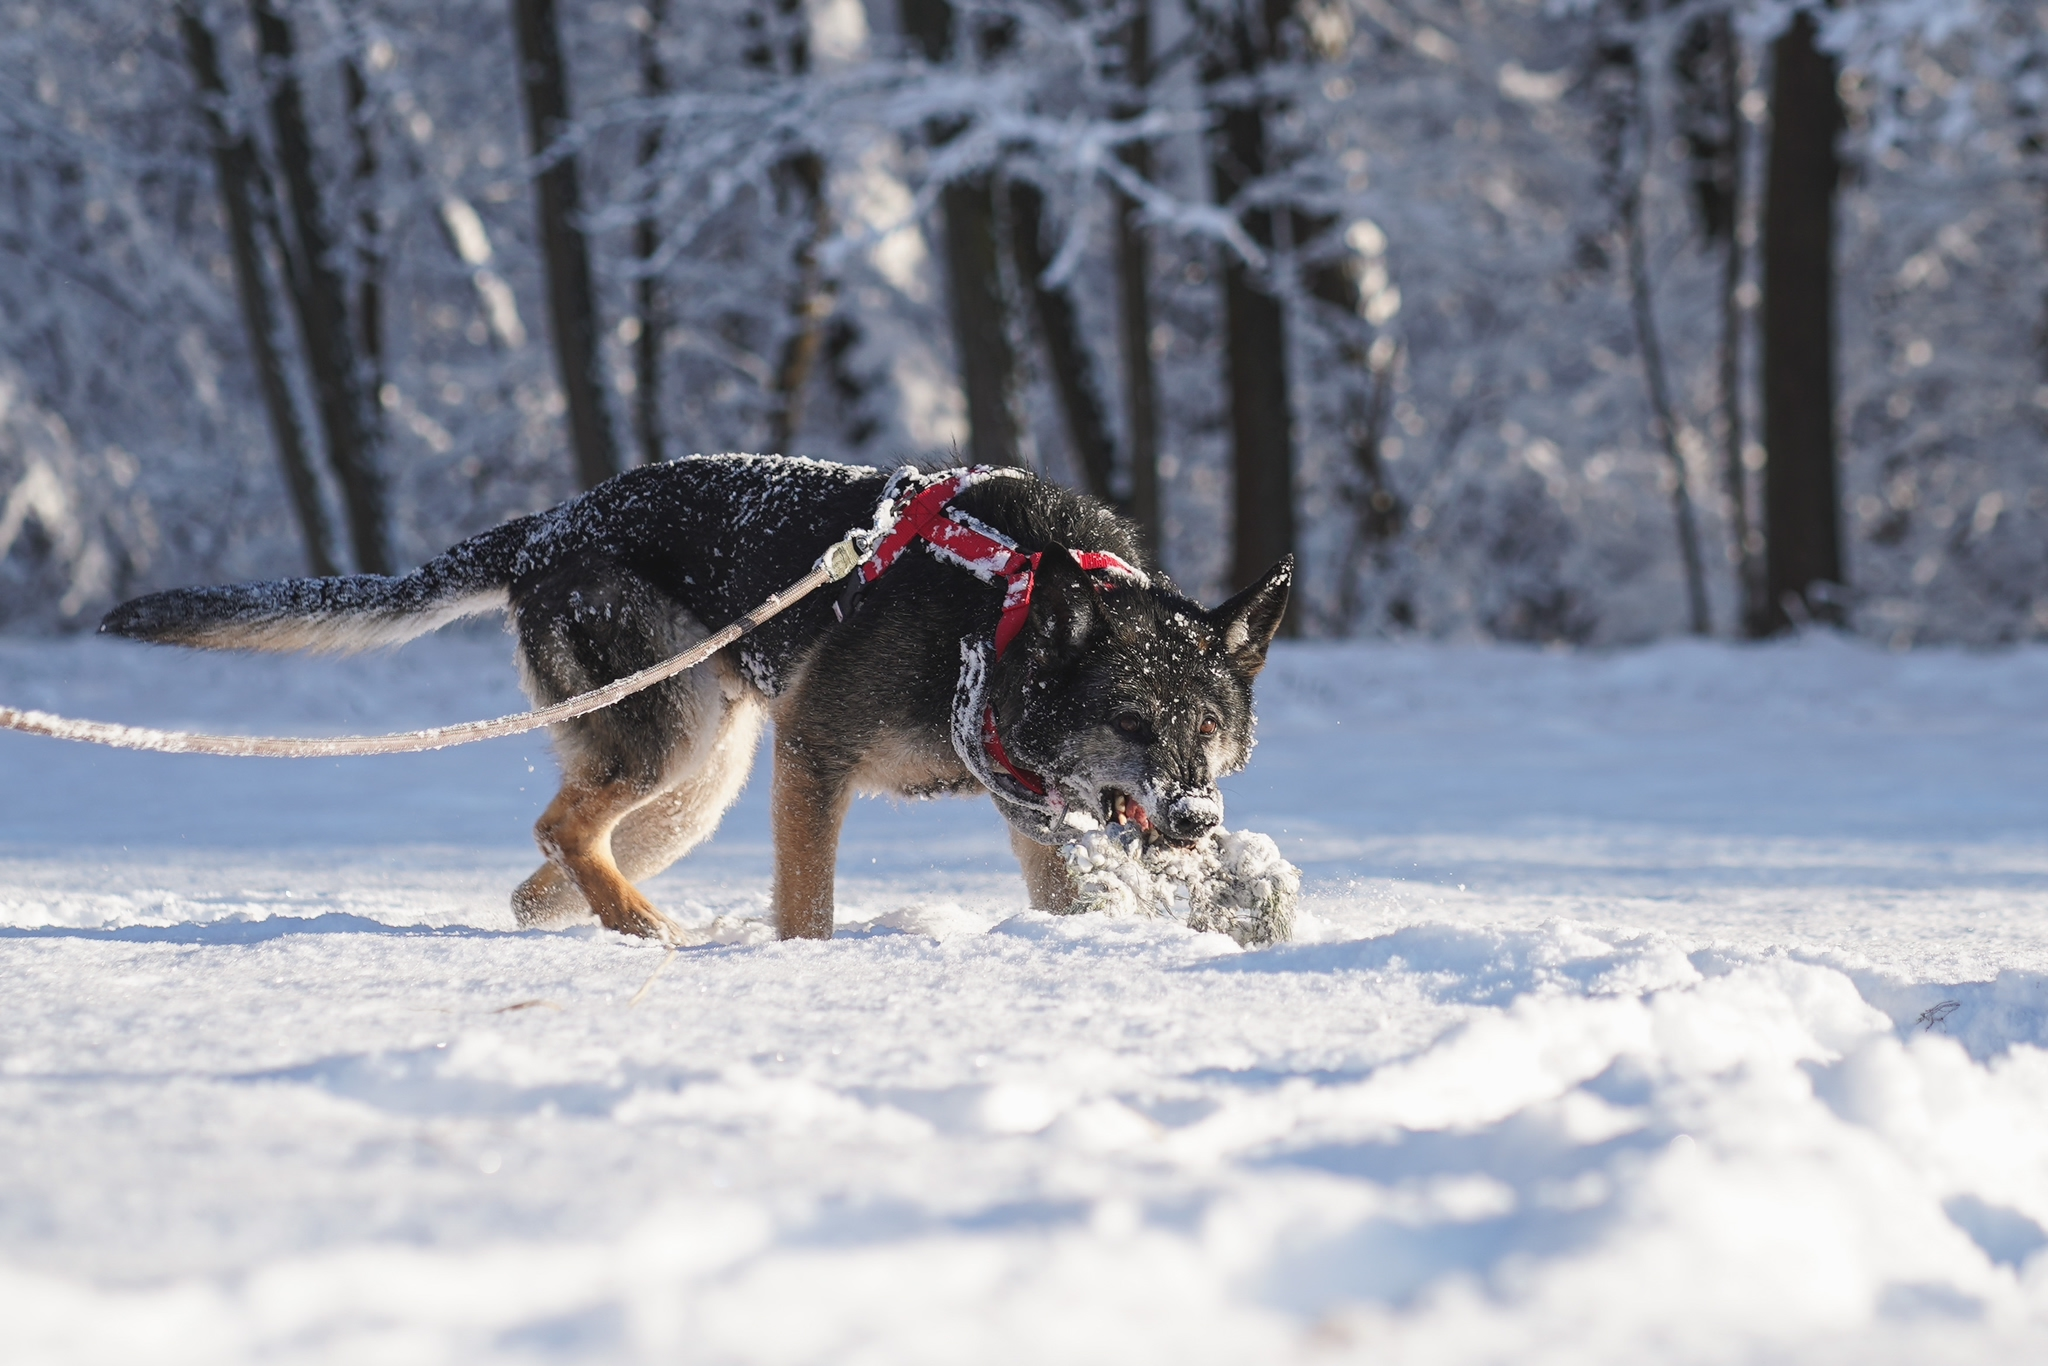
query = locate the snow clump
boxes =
[1057,817,1299,946]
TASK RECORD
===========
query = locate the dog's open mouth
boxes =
[1103,788,1149,830]
[1101,788,1210,848]
[1103,789,1159,843]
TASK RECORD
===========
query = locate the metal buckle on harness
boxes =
[816,533,863,583]
[831,465,924,624]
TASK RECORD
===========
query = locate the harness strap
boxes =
[980,704,1046,797]
[844,467,1147,658]
[840,466,1146,805]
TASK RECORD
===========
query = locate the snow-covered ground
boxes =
[5,628,2048,1364]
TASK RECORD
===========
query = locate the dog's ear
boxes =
[1025,547,1103,659]
[1210,556,1292,676]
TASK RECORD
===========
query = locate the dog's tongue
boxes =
[1126,800,1151,832]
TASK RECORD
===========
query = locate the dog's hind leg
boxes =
[513,668,766,930]
[508,557,732,938]
[510,861,582,927]
[532,780,679,939]
[610,686,767,883]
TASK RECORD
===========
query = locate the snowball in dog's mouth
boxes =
[1102,788,1197,847]
[1102,788,1149,832]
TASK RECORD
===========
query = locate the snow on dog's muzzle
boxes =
[1157,789,1222,843]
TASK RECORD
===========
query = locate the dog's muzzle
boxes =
[1157,789,1223,843]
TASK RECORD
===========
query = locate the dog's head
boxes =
[989,551,1292,845]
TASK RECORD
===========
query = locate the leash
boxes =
[0,529,870,759]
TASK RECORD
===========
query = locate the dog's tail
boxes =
[99,517,535,655]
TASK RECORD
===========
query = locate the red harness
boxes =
[842,468,1145,802]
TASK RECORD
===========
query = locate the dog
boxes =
[101,455,1292,941]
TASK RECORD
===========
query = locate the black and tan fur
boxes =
[102,455,1290,940]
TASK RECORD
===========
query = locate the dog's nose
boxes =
[1160,791,1222,841]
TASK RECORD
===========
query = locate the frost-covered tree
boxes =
[1826,0,2048,643]
[512,0,620,490]
[4,0,2045,647]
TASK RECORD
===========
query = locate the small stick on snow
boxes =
[629,947,678,1008]
[1917,1000,1961,1032]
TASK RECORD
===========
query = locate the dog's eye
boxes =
[1114,711,1146,736]
[1199,716,1219,737]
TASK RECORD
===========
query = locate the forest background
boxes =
[1,0,2042,648]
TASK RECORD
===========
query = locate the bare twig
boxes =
[628,947,678,1008]
[1917,1000,1961,1032]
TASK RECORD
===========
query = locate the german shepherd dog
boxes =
[101,456,1291,941]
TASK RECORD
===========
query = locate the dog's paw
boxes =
[511,864,592,929]
[594,888,684,942]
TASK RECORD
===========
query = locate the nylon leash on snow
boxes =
[0,529,872,760]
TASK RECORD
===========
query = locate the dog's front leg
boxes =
[1011,827,1079,912]
[771,733,852,940]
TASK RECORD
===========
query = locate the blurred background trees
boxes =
[2,0,2043,648]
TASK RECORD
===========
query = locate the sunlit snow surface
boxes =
[5,630,2048,1364]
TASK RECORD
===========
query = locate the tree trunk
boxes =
[753,0,835,457]
[1678,10,1768,633]
[1302,247,1403,626]
[1712,15,1769,637]
[1205,2,1297,618]
[822,316,882,450]
[178,4,338,578]
[1761,10,1844,629]
[1343,342,1403,627]
[251,0,390,573]
[1614,44,1711,635]
[1624,187,1713,636]
[768,148,835,455]
[634,0,668,467]
[1008,179,1117,502]
[1219,210,1294,602]
[511,0,621,491]
[1113,2,1161,557]
[1113,174,1161,551]
[341,54,382,393]
[901,0,1023,468]
[940,178,1023,466]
